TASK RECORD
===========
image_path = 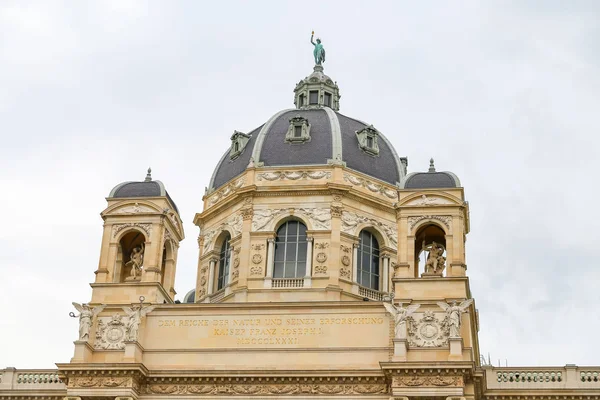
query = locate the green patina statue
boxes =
[311,31,326,65]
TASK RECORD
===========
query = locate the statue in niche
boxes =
[71,303,106,341]
[383,302,421,339]
[423,240,446,275]
[122,304,156,341]
[310,31,326,65]
[126,243,145,279]
[437,299,473,338]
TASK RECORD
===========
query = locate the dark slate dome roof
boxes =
[108,168,179,212]
[209,109,406,190]
[401,159,461,189]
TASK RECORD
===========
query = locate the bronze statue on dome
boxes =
[311,31,326,65]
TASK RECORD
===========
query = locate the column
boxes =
[264,238,275,288]
[227,246,234,286]
[382,255,389,293]
[352,243,359,282]
[304,237,313,286]
[207,258,217,295]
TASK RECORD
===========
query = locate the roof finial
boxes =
[429,158,436,172]
[145,167,152,182]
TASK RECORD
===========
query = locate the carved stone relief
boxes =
[257,170,331,181]
[314,265,327,274]
[114,203,154,214]
[250,266,263,276]
[112,223,152,238]
[143,383,387,396]
[408,215,451,231]
[201,214,243,252]
[343,173,398,200]
[314,242,329,250]
[252,254,263,264]
[94,314,127,350]
[392,375,463,387]
[69,376,131,388]
[341,211,398,248]
[316,252,327,263]
[252,208,331,231]
[406,194,452,206]
[208,177,245,206]
[406,311,449,348]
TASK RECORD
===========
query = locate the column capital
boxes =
[267,237,276,244]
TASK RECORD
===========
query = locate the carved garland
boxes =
[257,170,332,181]
[112,223,152,238]
[341,211,398,248]
[200,214,244,252]
[144,383,387,395]
[208,176,245,206]
[343,173,398,200]
[408,215,452,231]
[252,208,331,231]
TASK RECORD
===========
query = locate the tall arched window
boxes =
[274,220,307,278]
[217,234,231,290]
[358,230,380,290]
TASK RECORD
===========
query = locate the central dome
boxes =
[209,66,407,191]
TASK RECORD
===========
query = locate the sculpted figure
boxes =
[126,243,145,279]
[122,304,156,341]
[310,31,326,65]
[71,302,106,340]
[383,302,420,339]
[437,299,473,338]
[423,241,445,275]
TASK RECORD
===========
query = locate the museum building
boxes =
[1,57,599,400]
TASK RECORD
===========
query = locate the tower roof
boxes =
[108,168,179,213]
[401,159,461,189]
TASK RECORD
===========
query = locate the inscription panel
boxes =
[144,313,389,349]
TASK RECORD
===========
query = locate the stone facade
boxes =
[1,62,598,400]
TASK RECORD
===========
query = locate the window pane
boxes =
[274,243,284,261]
[362,252,371,273]
[309,91,318,104]
[273,263,284,278]
[297,242,307,262]
[324,92,331,107]
[297,262,306,277]
[361,271,370,287]
[294,126,302,137]
[284,262,295,278]
[298,223,307,237]
[285,243,297,261]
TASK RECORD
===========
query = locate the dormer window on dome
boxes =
[285,115,311,143]
[356,125,380,156]
[230,130,251,160]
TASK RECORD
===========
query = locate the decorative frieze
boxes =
[143,382,387,395]
[208,176,245,206]
[392,375,463,387]
[112,223,152,238]
[257,170,331,181]
[341,211,397,248]
[200,214,243,252]
[408,215,451,231]
[343,173,398,200]
[252,208,331,231]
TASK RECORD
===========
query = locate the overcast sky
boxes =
[1,1,599,369]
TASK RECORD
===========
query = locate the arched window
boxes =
[217,234,231,290]
[357,230,380,290]
[274,220,307,278]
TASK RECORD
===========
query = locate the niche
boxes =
[118,231,146,282]
[415,224,447,277]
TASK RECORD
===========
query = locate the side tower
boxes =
[92,168,184,304]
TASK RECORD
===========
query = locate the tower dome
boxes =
[209,65,407,192]
[108,168,179,213]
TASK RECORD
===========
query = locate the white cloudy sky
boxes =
[1,1,599,369]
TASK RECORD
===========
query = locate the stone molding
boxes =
[341,211,398,248]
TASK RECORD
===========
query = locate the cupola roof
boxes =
[401,159,461,189]
[108,168,179,212]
